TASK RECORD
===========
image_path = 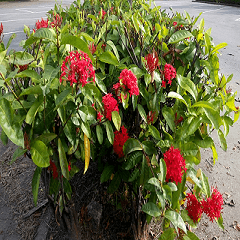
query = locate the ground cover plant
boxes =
[0,0,239,239]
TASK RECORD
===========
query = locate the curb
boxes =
[193,0,240,7]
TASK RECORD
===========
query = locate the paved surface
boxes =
[1,0,240,239]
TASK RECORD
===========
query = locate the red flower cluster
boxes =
[18,64,28,72]
[50,13,62,29]
[0,23,3,37]
[113,69,139,100]
[145,52,159,74]
[99,9,107,19]
[186,193,203,222]
[147,111,156,124]
[35,18,49,30]
[113,126,130,158]
[173,21,177,26]
[102,93,119,121]
[163,146,187,185]
[60,50,95,87]
[97,111,103,122]
[162,63,176,88]
[49,160,58,179]
[201,187,223,222]
[88,42,97,55]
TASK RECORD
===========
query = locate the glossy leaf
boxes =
[32,166,42,206]
[123,138,142,155]
[148,177,162,189]
[148,125,161,140]
[168,30,193,44]
[99,51,119,66]
[176,75,197,100]
[142,202,161,217]
[30,140,50,168]
[165,210,187,233]
[123,151,143,170]
[217,129,227,151]
[100,165,114,183]
[201,171,210,197]
[10,147,27,165]
[158,228,176,240]
[168,91,188,107]
[96,125,103,144]
[112,111,121,131]
[104,121,114,144]
[137,104,147,123]
[58,138,69,179]
[0,98,24,148]
[20,85,43,97]
[25,95,44,125]
[187,168,202,188]
[54,88,72,111]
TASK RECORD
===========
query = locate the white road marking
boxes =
[202,7,225,14]
[1,17,47,23]
[235,18,240,21]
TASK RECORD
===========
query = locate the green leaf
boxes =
[142,140,157,155]
[108,171,121,193]
[176,75,197,100]
[30,140,50,168]
[35,133,57,145]
[216,214,224,230]
[128,168,140,182]
[187,168,202,188]
[107,40,120,61]
[100,165,115,183]
[10,147,27,165]
[211,144,218,164]
[163,184,172,205]
[201,172,210,197]
[61,34,93,62]
[9,51,34,65]
[165,210,187,233]
[217,129,227,151]
[148,125,161,140]
[81,121,91,139]
[162,106,175,132]
[95,74,107,94]
[123,138,142,155]
[167,91,188,107]
[168,30,193,44]
[185,231,200,240]
[16,70,41,83]
[123,151,143,170]
[112,111,121,131]
[211,42,227,54]
[58,138,69,180]
[188,117,201,135]
[104,121,114,144]
[167,182,177,191]
[156,188,165,210]
[137,104,147,123]
[99,51,119,66]
[148,177,162,189]
[158,228,176,240]
[142,202,161,217]
[158,158,167,182]
[191,101,215,110]
[96,125,103,144]
[0,98,24,148]
[25,95,44,125]
[204,108,222,130]
[54,88,72,111]
[34,28,55,41]
[1,128,8,145]
[32,166,42,206]
[20,85,43,96]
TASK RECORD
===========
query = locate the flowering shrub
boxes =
[0,0,238,238]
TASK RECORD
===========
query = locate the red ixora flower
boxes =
[186,193,203,223]
[50,13,62,29]
[18,64,28,72]
[147,111,156,124]
[102,93,119,121]
[97,111,103,122]
[113,69,139,100]
[60,50,95,87]
[201,187,223,222]
[145,52,159,74]
[88,42,97,55]
[113,126,130,158]
[35,18,49,30]
[162,63,176,88]
[173,21,177,26]
[0,23,3,37]
[49,160,58,179]
[163,146,187,185]
[99,9,106,19]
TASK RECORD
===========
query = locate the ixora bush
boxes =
[0,0,239,238]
